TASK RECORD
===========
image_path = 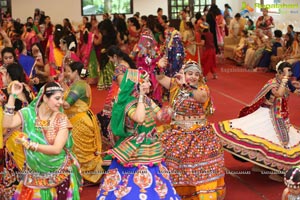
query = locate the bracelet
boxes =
[11,93,18,99]
[30,142,39,152]
[4,104,15,115]
[189,91,194,97]
[138,94,144,103]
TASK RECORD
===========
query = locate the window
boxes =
[0,0,11,20]
[168,0,214,20]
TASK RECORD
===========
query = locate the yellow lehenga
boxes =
[64,80,103,183]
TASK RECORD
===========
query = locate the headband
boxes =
[183,60,201,73]
[45,85,64,94]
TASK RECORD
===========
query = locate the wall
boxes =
[11,0,167,25]
[11,0,299,31]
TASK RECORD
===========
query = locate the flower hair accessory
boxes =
[138,68,149,84]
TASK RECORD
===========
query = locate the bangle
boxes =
[31,142,39,152]
[189,91,194,97]
[28,141,36,151]
[4,104,15,115]
[138,94,144,103]
[11,93,18,99]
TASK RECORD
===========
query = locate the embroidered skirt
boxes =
[159,124,225,199]
[213,106,300,171]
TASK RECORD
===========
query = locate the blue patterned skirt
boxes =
[96,159,180,199]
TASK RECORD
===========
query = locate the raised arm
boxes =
[272,68,290,97]
[155,57,172,90]
[2,82,23,129]
[129,81,150,124]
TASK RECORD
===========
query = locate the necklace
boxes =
[35,110,53,129]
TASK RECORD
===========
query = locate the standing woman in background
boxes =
[30,43,50,92]
[45,24,65,77]
[256,8,274,36]
[224,4,233,36]
[62,61,103,185]
[78,22,99,85]
[97,19,118,90]
[182,21,198,62]
[40,16,53,53]
[127,17,141,52]
[60,34,81,74]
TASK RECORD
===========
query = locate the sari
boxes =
[47,35,64,76]
[64,80,103,183]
